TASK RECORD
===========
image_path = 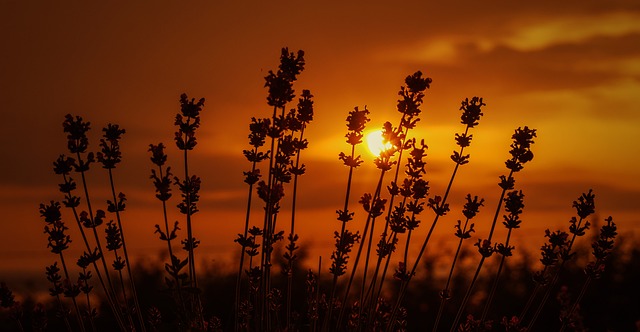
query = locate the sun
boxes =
[366,129,393,157]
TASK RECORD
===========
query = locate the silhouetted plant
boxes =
[148,143,189,324]
[449,126,536,331]
[98,123,146,331]
[173,94,206,328]
[479,190,525,324]
[231,47,310,331]
[387,96,485,331]
[40,200,85,331]
[1,282,24,332]
[57,115,128,330]
[45,262,72,331]
[432,194,483,331]
[8,47,627,332]
[324,106,369,328]
[77,254,97,331]
[524,190,596,330]
[337,71,432,330]
[558,216,617,331]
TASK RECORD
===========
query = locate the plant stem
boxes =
[54,293,73,332]
[386,137,468,332]
[108,168,146,332]
[286,125,306,330]
[324,144,357,331]
[364,123,409,319]
[235,155,259,332]
[480,229,513,323]
[71,163,127,331]
[526,217,585,330]
[82,266,98,332]
[518,281,542,322]
[59,253,86,332]
[559,277,591,332]
[66,201,125,330]
[432,217,470,332]
[156,164,187,320]
[260,105,280,331]
[447,171,513,331]
[182,136,205,328]
[315,256,322,332]
[336,170,385,329]
[76,154,118,295]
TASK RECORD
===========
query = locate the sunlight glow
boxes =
[366,129,393,157]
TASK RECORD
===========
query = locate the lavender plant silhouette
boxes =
[0,47,630,332]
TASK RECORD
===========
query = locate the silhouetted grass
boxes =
[0,47,636,331]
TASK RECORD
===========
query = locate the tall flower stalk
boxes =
[336,71,431,330]
[258,48,306,331]
[283,90,314,329]
[230,47,306,331]
[449,126,536,332]
[517,228,569,325]
[77,254,97,332]
[149,142,188,322]
[432,194,483,332]
[363,73,432,308]
[98,124,146,331]
[235,117,270,331]
[54,154,124,330]
[173,93,206,328]
[323,106,369,329]
[480,190,525,323]
[364,138,430,327]
[559,216,617,331]
[387,97,485,331]
[105,220,135,329]
[45,262,73,331]
[524,190,596,330]
[40,201,85,332]
[58,115,127,330]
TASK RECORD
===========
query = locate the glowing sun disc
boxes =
[366,129,393,157]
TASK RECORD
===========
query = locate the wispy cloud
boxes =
[499,12,640,51]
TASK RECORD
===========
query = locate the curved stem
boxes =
[70,163,126,331]
[76,153,118,301]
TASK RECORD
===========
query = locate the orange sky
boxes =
[1,1,639,279]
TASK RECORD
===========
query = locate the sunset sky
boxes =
[1,1,639,280]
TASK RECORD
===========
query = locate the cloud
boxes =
[499,12,640,51]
